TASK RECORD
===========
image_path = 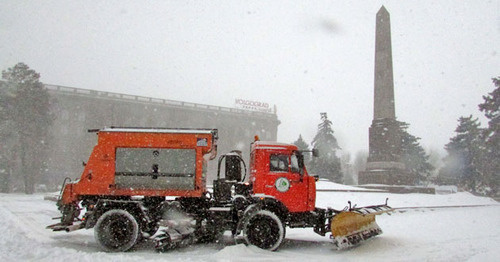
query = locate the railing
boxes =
[43,83,277,117]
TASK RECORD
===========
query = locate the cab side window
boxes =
[270,154,289,172]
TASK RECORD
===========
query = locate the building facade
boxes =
[40,84,279,188]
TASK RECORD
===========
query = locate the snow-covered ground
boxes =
[0,182,498,262]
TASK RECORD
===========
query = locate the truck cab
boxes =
[249,141,316,213]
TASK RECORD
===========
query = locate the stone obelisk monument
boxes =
[358,6,413,185]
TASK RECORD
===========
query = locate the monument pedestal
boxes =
[359,160,413,185]
[359,118,415,185]
[358,169,414,185]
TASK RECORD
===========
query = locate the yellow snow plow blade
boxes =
[330,204,393,249]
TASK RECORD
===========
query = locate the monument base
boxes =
[357,184,436,194]
[358,168,414,185]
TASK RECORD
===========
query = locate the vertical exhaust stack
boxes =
[204,129,219,161]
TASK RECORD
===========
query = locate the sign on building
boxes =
[235,98,273,113]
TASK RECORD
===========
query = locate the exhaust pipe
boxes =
[65,224,83,232]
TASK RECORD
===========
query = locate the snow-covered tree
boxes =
[440,116,486,194]
[293,134,309,151]
[309,113,342,183]
[293,134,311,165]
[398,121,434,185]
[478,77,499,197]
[439,77,499,196]
[1,63,53,194]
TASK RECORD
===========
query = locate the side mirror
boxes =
[312,148,319,157]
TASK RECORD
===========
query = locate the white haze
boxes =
[0,0,498,156]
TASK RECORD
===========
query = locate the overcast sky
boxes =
[1,0,498,157]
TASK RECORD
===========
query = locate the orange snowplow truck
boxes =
[48,127,392,252]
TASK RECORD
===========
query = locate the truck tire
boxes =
[243,210,285,251]
[94,209,140,252]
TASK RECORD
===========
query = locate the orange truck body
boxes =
[61,128,216,204]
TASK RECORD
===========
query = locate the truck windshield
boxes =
[270,154,288,172]
[269,153,300,173]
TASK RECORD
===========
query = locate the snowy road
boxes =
[0,187,499,262]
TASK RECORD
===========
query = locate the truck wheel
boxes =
[243,210,285,251]
[94,209,140,252]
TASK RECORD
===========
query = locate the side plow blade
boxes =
[330,203,393,249]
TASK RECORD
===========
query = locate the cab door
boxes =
[263,152,309,212]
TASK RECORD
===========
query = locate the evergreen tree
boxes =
[398,121,434,185]
[440,116,486,194]
[309,113,342,182]
[293,134,311,165]
[1,63,53,194]
[293,134,309,151]
[478,77,499,197]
